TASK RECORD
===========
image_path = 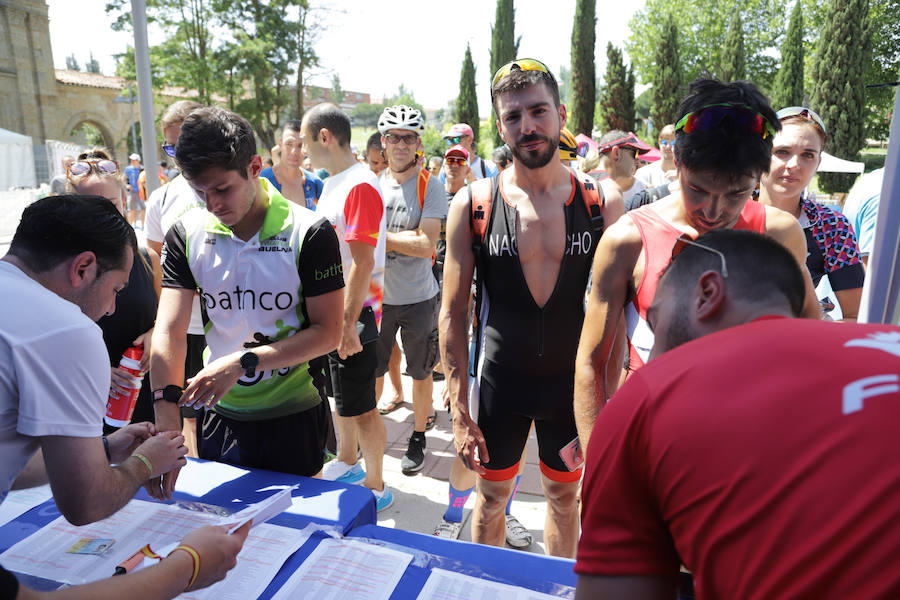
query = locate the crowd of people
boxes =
[2,55,897,599]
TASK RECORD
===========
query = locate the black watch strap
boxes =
[152,385,183,403]
[240,351,259,378]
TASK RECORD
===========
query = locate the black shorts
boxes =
[375,296,440,380]
[327,341,377,417]
[197,401,327,477]
[181,334,206,419]
[474,361,581,483]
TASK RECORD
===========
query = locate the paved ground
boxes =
[359,363,553,556]
[0,205,556,555]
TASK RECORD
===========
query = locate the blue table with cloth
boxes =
[0,458,376,591]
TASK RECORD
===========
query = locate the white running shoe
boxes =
[505,514,533,548]
[433,518,463,539]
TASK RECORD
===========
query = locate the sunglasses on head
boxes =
[445,156,467,166]
[491,58,550,89]
[384,132,418,146]
[67,159,119,177]
[776,106,828,137]
[671,234,729,278]
[675,104,777,139]
[162,144,176,158]
[659,139,677,148]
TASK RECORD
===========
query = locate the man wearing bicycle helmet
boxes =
[371,105,447,475]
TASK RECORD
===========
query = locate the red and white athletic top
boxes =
[577,317,900,599]
[625,200,765,371]
[316,162,386,324]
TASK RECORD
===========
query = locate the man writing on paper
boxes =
[0,195,248,599]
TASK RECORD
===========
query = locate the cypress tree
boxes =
[625,65,636,132]
[771,1,805,109]
[489,0,519,146]
[457,44,479,147]
[719,11,746,81]
[651,11,681,129]
[569,0,596,136]
[599,43,630,132]
[811,0,870,192]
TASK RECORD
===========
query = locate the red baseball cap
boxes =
[597,131,652,155]
[443,123,475,139]
[444,144,470,161]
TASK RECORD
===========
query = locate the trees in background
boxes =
[650,11,681,130]
[489,0,519,146]
[107,0,320,147]
[598,43,633,132]
[569,0,596,136]
[627,0,785,92]
[457,44,480,146]
[770,1,805,109]
[811,0,870,193]
[719,12,746,81]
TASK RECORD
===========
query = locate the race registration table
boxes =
[346,524,576,599]
[0,458,376,593]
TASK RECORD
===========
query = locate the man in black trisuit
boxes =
[440,58,623,557]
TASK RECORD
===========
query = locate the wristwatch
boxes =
[240,351,259,378]
[152,385,183,403]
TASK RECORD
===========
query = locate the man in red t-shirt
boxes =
[575,230,900,600]
[574,79,823,455]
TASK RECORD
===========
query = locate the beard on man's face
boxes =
[510,132,558,169]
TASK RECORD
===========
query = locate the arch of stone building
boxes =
[61,111,117,152]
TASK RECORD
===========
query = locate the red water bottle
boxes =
[105,346,145,427]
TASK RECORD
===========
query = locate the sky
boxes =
[47,0,645,119]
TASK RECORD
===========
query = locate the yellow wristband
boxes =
[169,544,201,591]
[132,452,153,476]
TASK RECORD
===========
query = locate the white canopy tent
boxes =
[817,151,865,174]
[0,128,36,191]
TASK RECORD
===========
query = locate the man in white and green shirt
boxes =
[150,107,344,498]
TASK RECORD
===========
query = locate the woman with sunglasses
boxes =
[67,148,163,429]
[758,107,865,321]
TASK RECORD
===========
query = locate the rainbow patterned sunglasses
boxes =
[675,103,776,139]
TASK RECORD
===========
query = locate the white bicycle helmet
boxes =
[378,105,425,135]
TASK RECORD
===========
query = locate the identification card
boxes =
[67,538,115,555]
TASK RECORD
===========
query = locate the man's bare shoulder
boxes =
[601,211,643,249]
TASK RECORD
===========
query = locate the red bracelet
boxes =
[169,544,201,590]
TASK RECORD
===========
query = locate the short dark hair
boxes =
[8,195,136,275]
[175,106,257,180]
[282,119,303,135]
[305,103,351,147]
[661,229,806,317]
[492,144,513,168]
[366,131,383,153]
[674,79,780,182]
[491,64,560,114]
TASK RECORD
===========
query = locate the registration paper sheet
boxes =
[0,498,310,597]
[271,537,413,600]
[0,484,53,528]
[417,568,562,600]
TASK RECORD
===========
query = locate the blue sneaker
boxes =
[373,486,394,512]
[322,460,366,484]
